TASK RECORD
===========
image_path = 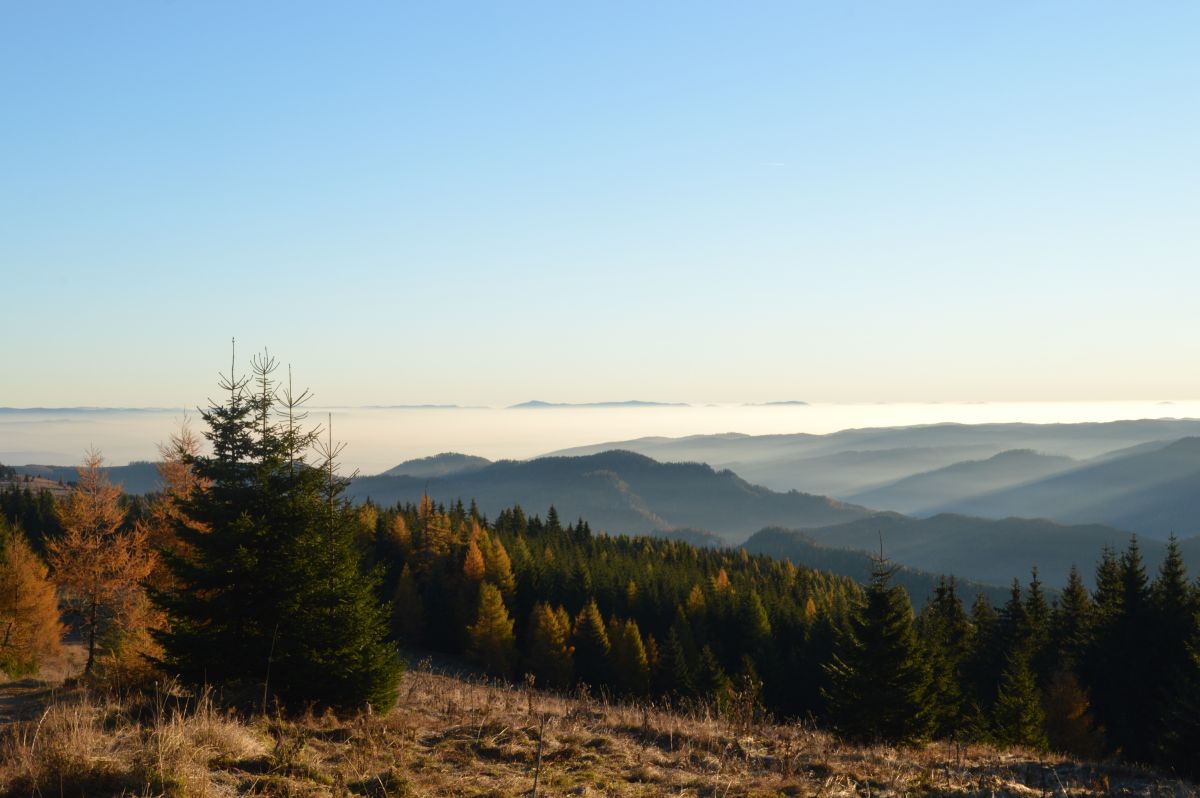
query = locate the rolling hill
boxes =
[11,462,163,495]
[742,527,1013,606]
[545,419,1200,496]
[381,452,492,478]
[348,450,874,541]
[847,449,1078,514]
[796,512,1200,588]
[933,437,1200,538]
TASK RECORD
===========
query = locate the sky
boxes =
[2,2,1199,409]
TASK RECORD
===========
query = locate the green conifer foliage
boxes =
[655,624,695,699]
[572,599,611,689]
[992,648,1048,750]
[917,577,971,739]
[1049,565,1093,669]
[467,583,516,678]
[694,644,733,707]
[392,564,424,643]
[156,353,402,712]
[823,558,933,745]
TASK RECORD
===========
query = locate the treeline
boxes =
[369,497,859,719]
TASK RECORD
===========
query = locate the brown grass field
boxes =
[0,650,1195,797]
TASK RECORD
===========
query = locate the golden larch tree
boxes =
[0,520,63,677]
[47,449,156,673]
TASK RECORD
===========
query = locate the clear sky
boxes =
[3,2,1198,408]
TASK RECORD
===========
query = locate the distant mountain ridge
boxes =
[349,449,873,541]
[11,462,163,495]
[932,436,1200,538]
[382,453,491,478]
[796,512,1200,588]
[509,400,688,409]
[742,527,1014,607]
[847,449,1078,514]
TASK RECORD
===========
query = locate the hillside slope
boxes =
[935,437,1200,538]
[847,449,1078,514]
[800,512,1200,588]
[349,450,874,541]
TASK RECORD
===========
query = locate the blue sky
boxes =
[3,2,1198,408]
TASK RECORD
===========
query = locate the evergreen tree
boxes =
[157,353,402,711]
[992,647,1048,750]
[1149,536,1198,769]
[392,564,424,643]
[694,644,733,707]
[655,623,694,699]
[572,599,611,689]
[823,558,933,745]
[467,582,516,678]
[917,576,972,738]
[1049,565,1093,670]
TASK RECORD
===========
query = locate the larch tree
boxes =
[466,582,516,678]
[612,618,650,696]
[525,602,573,689]
[0,520,63,677]
[47,449,154,674]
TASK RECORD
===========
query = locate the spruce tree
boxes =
[917,576,971,739]
[1049,565,1093,670]
[823,557,933,745]
[992,647,1048,750]
[655,624,695,699]
[157,353,402,712]
[694,644,733,708]
[572,599,611,689]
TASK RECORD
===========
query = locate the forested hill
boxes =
[348,450,874,541]
[796,512,1200,588]
[742,527,1013,607]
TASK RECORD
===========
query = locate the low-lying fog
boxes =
[4,401,1199,475]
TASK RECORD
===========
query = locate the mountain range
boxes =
[347,450,873,540]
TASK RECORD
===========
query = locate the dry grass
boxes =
[1,661,1196,797]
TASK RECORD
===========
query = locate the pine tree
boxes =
[1049,565,1093,670]
[0,520,63,677]
[1088,537,1156,761]
[467,583,516,678]
[392,564,424,642]
[572,599,611,689]
[917,576,972,738]
[1149,536,1198,769]
[694,645,733,708]
[992,647,1048,750]
[823,557,933,745]
[48,449,154,674]
[157,353,401,712]
[655,623,695,699]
